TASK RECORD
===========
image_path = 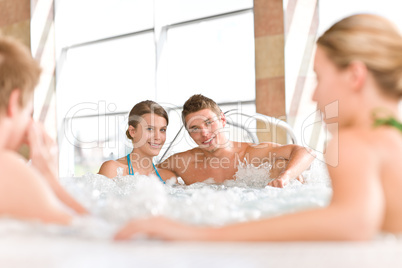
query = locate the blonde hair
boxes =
[182,94,222,127]
[126,100,169,140]
[317,14,402,98]
[0,35,41,112]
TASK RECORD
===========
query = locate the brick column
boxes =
[1,0,57,157]
[0,0,31,47]
[254,0,287,144]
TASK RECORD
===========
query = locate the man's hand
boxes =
[27,122,59,181]
[27,121,87,215]
[268,171,304,188]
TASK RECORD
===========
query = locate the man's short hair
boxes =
[0,35,41,113]
[181,94,222,127]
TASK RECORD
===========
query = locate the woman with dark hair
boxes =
[99,100,175,181]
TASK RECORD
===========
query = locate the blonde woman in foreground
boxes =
[115,14,402,241]
[0,36,87,224]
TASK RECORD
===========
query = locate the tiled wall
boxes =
[0,0,31,48]
[1,0,57,143]
[254,0,319,148]
[254,0,287,144]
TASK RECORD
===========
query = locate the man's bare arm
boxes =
[156,154,181,177]
[268,144,315,187]
[157,150,197,184]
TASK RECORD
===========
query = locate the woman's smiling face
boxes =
[130,113,167,157]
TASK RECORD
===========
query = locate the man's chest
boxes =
[178,159,239,184]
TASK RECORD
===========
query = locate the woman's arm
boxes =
[156,153,184,178]
[115,132,384,241]
[157,168,177,182]
[98,160,120,179]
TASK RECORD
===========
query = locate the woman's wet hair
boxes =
[181,94,222,127]
[317,14,402,98]
[125,100,169,140]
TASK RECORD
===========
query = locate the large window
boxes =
[55,0,255,176]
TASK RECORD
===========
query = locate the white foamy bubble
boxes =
[233,160,272,188]
[52,161,333,238]
[165,177,177,186]
[202,178,217,184]
[116,167,124,177]
[177,177,185,185]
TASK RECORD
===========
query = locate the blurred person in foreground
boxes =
[0,35,87,224]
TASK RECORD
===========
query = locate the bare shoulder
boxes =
[244,141,294,157]
[368,126,402,175]
[157,168,177,181]
[177,147,201,157]
[0,150,19,162]
[98,160,124,178]
[372,126,402,149]
[158,148,200,174]
[0,151,29,179]
[0,151,72,223]
[326,127,401,175]
[324,129,386,235]
[0,151,39,191]
[0,151,41,184]
[328,129,376,156]
[244,141,276,151]
[161,148,198,165]
[326,129,379,180]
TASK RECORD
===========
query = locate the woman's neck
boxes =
[0,118,15,151]
[343,84,400,131]
[129,149,154,175]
